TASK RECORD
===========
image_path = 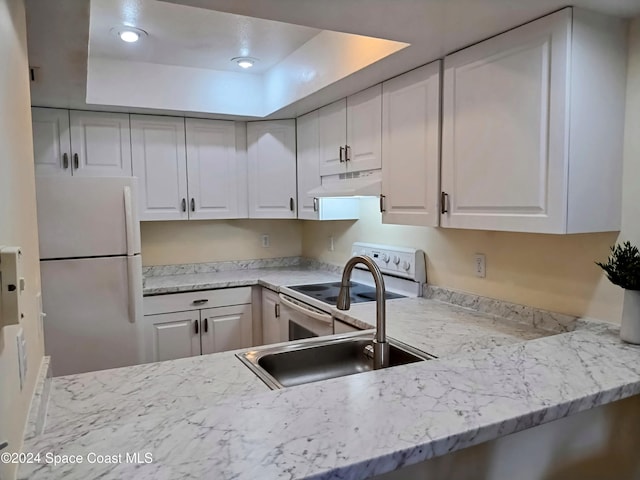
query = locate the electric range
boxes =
[275,243,427,341]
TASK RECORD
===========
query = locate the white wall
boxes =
[302,16,640,324]
[141,220,303,266]
[0,0,45,478]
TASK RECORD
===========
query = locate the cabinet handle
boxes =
[191,198,195,212]
[289,197,295,212]
[275,303,280,318]
[441,192,449,214]
[204,318,208,333]
[313,197,318,212]
[194,319,199,335]
[379,194,386,213]
[62,153,69,169]
[192,299,209,305]
[339,146,345,163]
[181,198,186,212]
[345,145,351,162]
[73,153,79,169]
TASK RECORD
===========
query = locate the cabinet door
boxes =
[32,108,72,176]
[200,304,253,355]
[143,311,201,363]
[69,111,132,177]
[382,63,441,227]
[318,99,347,176]
[296,111,320,220]
[247,120,297,219]
[186,119,245,220]
[261,288,281,345]
[346,84,382,173]
[131,115,189,221]
[441,11,570,233]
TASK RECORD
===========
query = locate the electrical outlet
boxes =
[261,234,270,248]
[328,236,335,252]
[474,254,486,278]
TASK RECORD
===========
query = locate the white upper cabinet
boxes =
[69,111,132,177]
[381,62,441,227]
[32,109,131,177]
[318,99,347,176]
[297,111,360,221]
[131,115,188,221]
[32,108,71,176]
[297,111,322,220]
[185,119,247,220]
[346,84,382,173]
[318,85,382,177]
[441,8,627,233]
[247,120,297,219]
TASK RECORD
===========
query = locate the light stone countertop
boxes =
[19,268,640,480]
[143,266,341,295]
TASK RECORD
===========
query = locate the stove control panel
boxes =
[350,242,426,283]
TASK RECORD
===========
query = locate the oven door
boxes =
[278,294,333,341]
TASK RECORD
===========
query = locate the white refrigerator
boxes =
[36,177,143,376]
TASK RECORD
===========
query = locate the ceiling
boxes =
[89,0,322,73]
[26,0,640,120]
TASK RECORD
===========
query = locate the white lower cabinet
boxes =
[143,287,253,363]
[261,288,283,345]
[200,304,252,355]
[144,311,201,363]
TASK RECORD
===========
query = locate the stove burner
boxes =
[285,281,406,308]
[295,285,331,292]
[325,295,357,304]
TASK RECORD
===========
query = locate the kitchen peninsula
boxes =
[18,264,640,480]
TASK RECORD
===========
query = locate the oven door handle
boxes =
[278,294,333,324]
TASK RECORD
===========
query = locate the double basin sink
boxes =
[237,331,435,390]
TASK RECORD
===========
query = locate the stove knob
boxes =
[402,261,411,271]
[393,255,400,265]
[381,253,390,263]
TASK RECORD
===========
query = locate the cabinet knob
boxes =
[203,318,208,333]
[379,194,386,213]
[181,198,186,212]
[191,198,195,212]
[345,145,351,162]
[289,197,295,212]
[313,197,318,212]
[62,153,69,169]
[339,146,345,163]
[73,153,79,170]
[194,319,199,334]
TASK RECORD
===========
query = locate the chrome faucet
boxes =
[336,255,389,369]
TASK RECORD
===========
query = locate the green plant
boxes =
[596,241,640,290]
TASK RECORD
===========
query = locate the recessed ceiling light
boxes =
[231,57,258,69]
[110,26,147,44]
[120,30,140,43]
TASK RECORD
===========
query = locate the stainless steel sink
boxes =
[237,331,436,390]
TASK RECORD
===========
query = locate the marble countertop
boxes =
[143,266,341,295]
[20,266,640,480]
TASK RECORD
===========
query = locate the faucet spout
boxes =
[336,255,389,369]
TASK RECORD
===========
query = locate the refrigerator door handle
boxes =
[127,255,142,324]
[123,186,135,256]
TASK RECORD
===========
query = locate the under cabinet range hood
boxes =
[308,172,381,198]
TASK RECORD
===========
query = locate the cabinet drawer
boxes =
[144,287,252,315]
